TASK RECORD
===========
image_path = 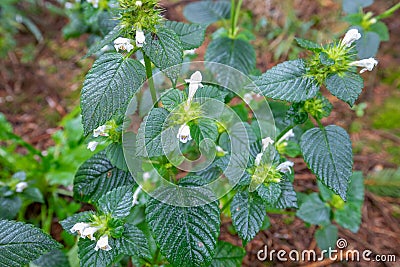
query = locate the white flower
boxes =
[276,161,294,174]
[135,1,142,7]
[70,222,90,237]
[87,0,99,8]
[135,30,146,47]
[183,49,196,56]
[65,2,73,9]
[261,137,274,151]
[114,37,134,52]
[87,141,99,152]
[133,186,142,205]
[185,71,204,105]
[95,235,112,251]
[143,172,151,180]
[216,146,227,156]
[15,182,28,193]
[349,58,378,73]
[243,93,253,104]
[278,129,295,143]
[341,29,361,47]
[177,124,192,144]
[255,153,263,166]
[82,226,100,240]
[93,125,109,137]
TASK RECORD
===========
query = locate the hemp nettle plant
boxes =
[3,0,396,266]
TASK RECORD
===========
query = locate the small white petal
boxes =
[243,93,253,104]
[185,71,203,84]
[261,137,274,151]
[278,129,295,143]
[132,186,142,205]
[135,1,142,7]
[95,235,112,251]
[93,125,109,137]
[143,172,151,180]
[276,161,294,174]
[82,226,99,241]
[341,29,361,47]
[15,182,28,193]
[349,58,378,73]
[87,141,99,152]
[183,49,196,56]
[70,222,90,237]
[255,153,263,166]
[177,124,192,144]
[114,37,133,52]
[87,0,99,8]
[135,30,146,47]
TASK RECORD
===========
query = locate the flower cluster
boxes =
[70,222,112,251]
[87,124,111,151]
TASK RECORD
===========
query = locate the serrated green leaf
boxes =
[0,220,60,267]
[32,249,69,267]
[81,53,146,135]
[320,52,335,66]
[191,118,219,144]
[334,203,361,232]
[325,72,363,106]
[146,193,220,267]
[0,197,21,219]
[274,180,298,209]
[143,27,183,71]
[136,108,170,158]
[78,238,119,267]
[230,191,266,245]
[74,151,135,203]
[255,59,319,102]
[256,183,281,205]
[84,25,122,58]
[210,241,245,267]
[295,38,322,51]
[106,143,128,171]
[164,21,206,50]
[356,30,380,58]
[194,85,228,104]
[301,125,353,200]
[60,211,95,234]
[296,193,331,225]
[315,224,338,251]
[160,89,185,112]
[369,21,389,41]
[346,171,364,204]
[205,37,255,75]
[183,1,231,24]
[116,223,151,259]
[98,186,134,219]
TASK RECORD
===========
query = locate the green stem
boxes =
[153,247,160,264]
[230,0,236,36]
[314,116,324,129]
[376,2,400,20]
[221,193,236,212]
[42,196,54,234]
[229,0,243,38]
[275,125,294,143]
[143,53,157,105]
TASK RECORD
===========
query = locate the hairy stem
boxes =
[376,2,400,20]
[275,125,294,143]
[143,53,157,105]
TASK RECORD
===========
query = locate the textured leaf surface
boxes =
[191,119,219,144]
[160,89,185,112]
[325,72,363,106]
[84,25,122,58]
[334,203,361,232]
[255,59,319,102]
[0,197,21,219]
[136,108,170,158]
[256,183,281,205]
[81,53,146,135]
[165,21,206,50]
[205,37,255,75]
[98,186,134,219]
[60,211,95,234]
[210,241,245,267]
[230,191,266,245]
[296,193,331,225]
[106,142,129,171]
[146,195,220,267]
[274,180,298,209]
[32,249,69,267]
[116,223,151,259]
[295,38,322,52]
[0,220,60,267]
[183,1,231,24]
[78,238,119,267]
[300,125,353,200]
[356,30,380,58]
[74,151,135,203]
[143,27,183,71]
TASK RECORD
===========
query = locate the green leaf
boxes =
[74,151,135,203]
[160,89,185,112]
[0,197,21,219]
[194,85,228,103]
[274,180,298,209]
[183,1,231,24]
[334,203,361,232]
[32,249,69,267]
[146,194,220,267]
[143,27,183,71]
[325,72,364,106]
[356,30,380,58]
[116,223,151,259]
[365,168,400,197]
[319,52,335,66]
[98,186,134,219]
[255,59,319,102]
[0,220,60,267]
[84,25,122,58]
[106,143,128,171]
[81,53,146,135]
[315,224,338,251]
[296,193,331,225]
[205,36,256,75]
[210,241,245,267]
[230,191,266,245]
[300,125,353,200]
[60,211,95,234]
[165,21,207,50]
[369,21,389,41]
[346,171,364,204]
[136,108,170,158]
[295,38,322,52]
[191,119,219,144]
[23,187,44,203]
[256,183,281,205]
[78,238,119,267]
[342,0,373,14]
